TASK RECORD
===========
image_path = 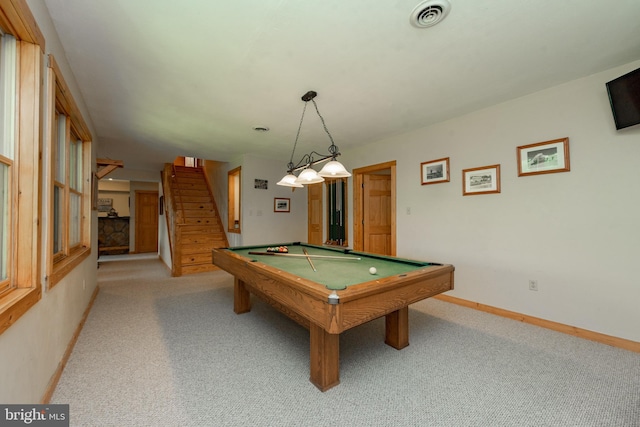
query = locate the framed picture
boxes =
[274,197,290,212]
[420,157,450,185]
[97,197,113,212]
[254,179,268,189]
[517,137,570,177]
[462,164,501,196]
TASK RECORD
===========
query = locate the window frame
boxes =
[45,54,92,289]
[0,0,46,335]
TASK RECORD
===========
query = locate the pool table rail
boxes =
[212,248,340,330]
[213,247,454,334]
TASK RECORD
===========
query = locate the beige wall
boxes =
[345,60,640,343]
[98,179,131,217]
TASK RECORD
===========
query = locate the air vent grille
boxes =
[410,0,451,28]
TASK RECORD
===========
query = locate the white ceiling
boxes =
[43,0,640,172]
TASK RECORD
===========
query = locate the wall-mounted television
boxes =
[606,67,640,130]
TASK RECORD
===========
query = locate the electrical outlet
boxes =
[406,207,411,215]
[528,280,538,291]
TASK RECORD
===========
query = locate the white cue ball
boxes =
[369,267,377,275]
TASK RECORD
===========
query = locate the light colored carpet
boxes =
[52,258,640,426]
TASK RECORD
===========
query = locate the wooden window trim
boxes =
[0,0,45,51]
[0,155,13,298]
[48,55,91,141]
[0,287,40,333]
[0,37,42,335]
[46,54,93,289]
[48,247,90,287]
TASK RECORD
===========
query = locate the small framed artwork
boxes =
[274,197,290,212]
[420,157,450,185]
[97,197,113,212]
[159,195,164,216]
[254,179,268,189]
[517,137,570,177]
[462,164,501,196]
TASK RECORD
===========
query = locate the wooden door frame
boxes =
[352,161,396,255]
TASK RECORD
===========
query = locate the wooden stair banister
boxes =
[171,163,186,224]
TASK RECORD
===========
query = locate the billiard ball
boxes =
[369,267,377,275]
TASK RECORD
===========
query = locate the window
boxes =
[227,167,241,233]
[53,117,84,260]
[46,55,92,288]
[0,0,46,334]
[0,33,16,298]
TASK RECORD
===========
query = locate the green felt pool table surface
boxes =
[229,242,437,290]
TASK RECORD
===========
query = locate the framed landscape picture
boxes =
[421,157,450,185]
[462,164,501,196]
[517,137,570,177]
[274,197,290,212]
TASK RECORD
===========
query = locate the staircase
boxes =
[163,164,228,276]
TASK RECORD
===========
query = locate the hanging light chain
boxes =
[288,101,309,171]
[311,99,339,156]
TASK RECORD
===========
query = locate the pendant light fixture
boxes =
[276,91,351,187]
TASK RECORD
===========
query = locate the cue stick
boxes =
[302,248,317,272]
[248,251,361,260]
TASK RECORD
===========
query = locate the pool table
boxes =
[211,242,454,391]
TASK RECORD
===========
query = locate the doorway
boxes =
[353,161,396,256]
[307,183,323,245]
[135,191,159,253]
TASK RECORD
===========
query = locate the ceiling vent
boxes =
[410,0,451,28]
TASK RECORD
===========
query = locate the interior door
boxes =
[307,183,323,244]
[363,174,392,255]
[353,161,395,255]
[135,191,159,253]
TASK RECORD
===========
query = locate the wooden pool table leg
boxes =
[385,306,409,349]
[234,278,251,314]
[309,323,340,391]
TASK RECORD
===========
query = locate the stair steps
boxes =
[169,166,228,276]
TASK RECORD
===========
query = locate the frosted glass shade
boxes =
[318,160,351,177]
[295,167,325,184]
[277,174,303,187]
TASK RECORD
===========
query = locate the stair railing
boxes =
[162,164,182,276]
[171,163,186,224]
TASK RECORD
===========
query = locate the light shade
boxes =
[295,167,325,185]
[318,160,352,178]
[277,174,304,187]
